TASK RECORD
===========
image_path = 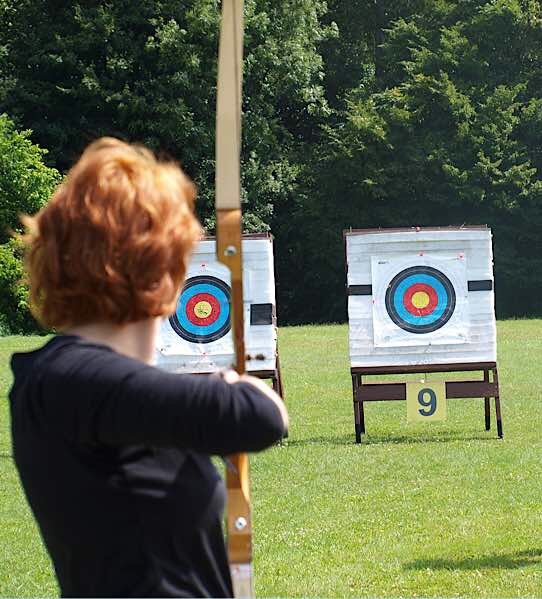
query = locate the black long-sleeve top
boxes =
[9,335,285,598]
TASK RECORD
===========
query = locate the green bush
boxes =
[0,114,61,242]
[0,239,40,334]
[0,114,60,334]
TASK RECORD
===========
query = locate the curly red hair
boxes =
[23,137,202,329]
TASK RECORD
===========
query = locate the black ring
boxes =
[169,275,231,343]
[384,266,456,334]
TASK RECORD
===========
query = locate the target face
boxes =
[169,275,231,343]
[385,266,456,334]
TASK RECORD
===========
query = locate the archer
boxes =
[9,137,288,597]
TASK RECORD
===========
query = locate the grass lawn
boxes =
[1,321,541,597]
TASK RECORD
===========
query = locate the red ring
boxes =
[403,283,438,316]
[186,293,220,326]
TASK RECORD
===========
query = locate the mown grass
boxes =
[1,322,541,597]
[0,336,56,596]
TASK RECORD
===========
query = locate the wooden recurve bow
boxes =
[215,1,253,597]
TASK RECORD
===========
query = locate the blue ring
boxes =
[392,274,447,326]
[177,284,230,335]
[169,275,232,343]
[384,266,456,334]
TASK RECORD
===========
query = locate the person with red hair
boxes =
[9,138,288,598]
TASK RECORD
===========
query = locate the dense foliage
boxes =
[0,0,541,329]
[275,0,542,322]
[0,115,60,334]
[0,239,38,335]
[0,0,330,232]
[0,115,60,244]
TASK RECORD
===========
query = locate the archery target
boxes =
[345,227,497,367]
[156,235,278,374]
[371,253,469,348]
[169,275,231,343]
[385,266,456,334]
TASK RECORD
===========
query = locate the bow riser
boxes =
[216,212,246,377]
[215,1,253,597]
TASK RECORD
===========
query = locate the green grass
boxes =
[0,336,57,597]
[1,322,541,597]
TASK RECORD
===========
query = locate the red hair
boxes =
[23,137,202,329]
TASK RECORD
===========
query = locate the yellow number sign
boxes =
[406,382,447,422]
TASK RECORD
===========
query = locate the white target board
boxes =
[345,227,497,367]
[156,234,277,374]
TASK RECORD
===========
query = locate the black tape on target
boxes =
[169,275,231,343]
[385,266,456,334]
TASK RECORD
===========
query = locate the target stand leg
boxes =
[250,359,287,441]
[354,407,363,444]
[273,353,287,439]
[484,369,491,431]
[271,371,288,440]
[493,367,503,439]
[272,373,279,394]
[274,352,285,400]
[352,374,365,443]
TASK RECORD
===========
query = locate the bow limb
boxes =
[215,1,253,598]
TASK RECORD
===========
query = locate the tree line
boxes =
[0,0,541,332]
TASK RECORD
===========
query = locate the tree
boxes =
[0,114,60,333]
[280,0,542,322]
[3,1,542,324]
[0,0,330,234]
[0,114,60,243]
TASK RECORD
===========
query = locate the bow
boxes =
[215,1,253,598]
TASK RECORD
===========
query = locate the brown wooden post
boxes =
[493,366,503,438]
[352,373,365,443]
[484,368,491,431]
[352,373,361,443]
[274,351,285,400]
[358,375,365,438]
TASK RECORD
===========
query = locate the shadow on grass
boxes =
[360,431,500,446]
[286,430,499,448]
[405,549,542,571]
[284,434,354,447]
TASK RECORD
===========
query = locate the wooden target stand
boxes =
[351,362,502,443]
[247,352,287,440]
[186,232,285,401]
[248,351,285,399]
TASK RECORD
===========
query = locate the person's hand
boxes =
[217,369,241,384]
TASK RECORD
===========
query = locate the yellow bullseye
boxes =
[412,291,430,309]
[194,301,212,319]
